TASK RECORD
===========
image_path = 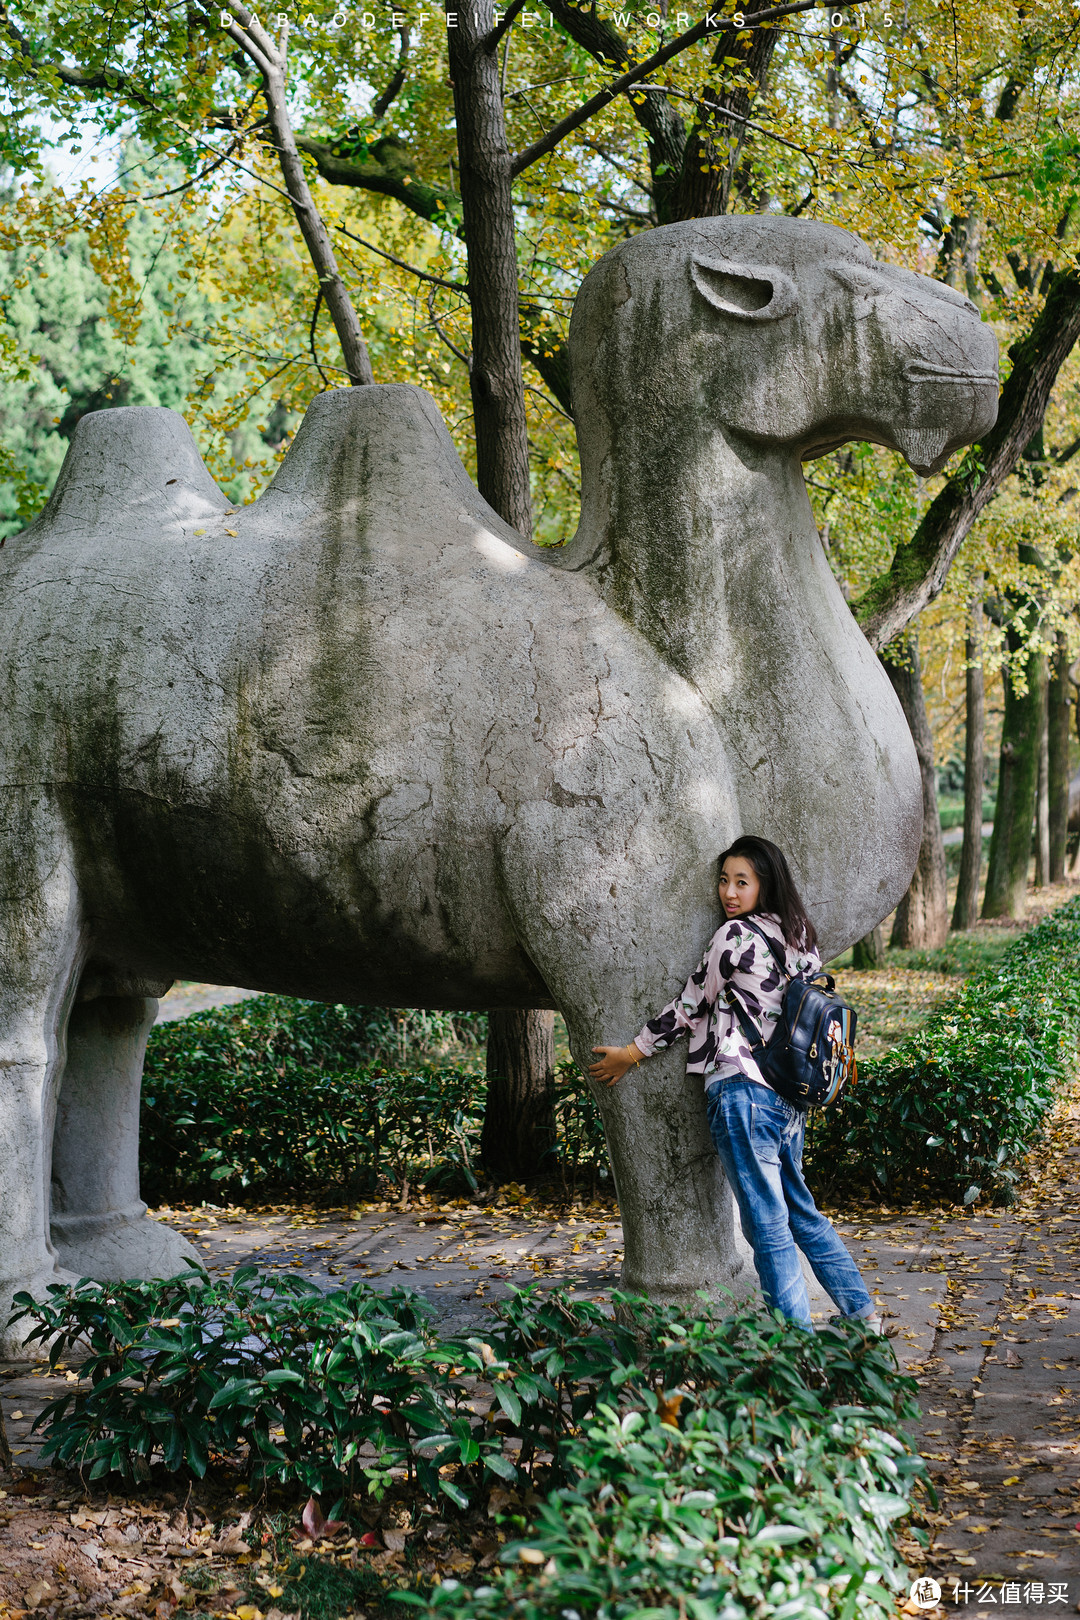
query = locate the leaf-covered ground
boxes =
[4,897,1080,1619]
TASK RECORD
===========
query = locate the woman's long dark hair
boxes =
[718,835,818,952]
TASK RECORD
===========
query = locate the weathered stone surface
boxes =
[0,216,997,1354]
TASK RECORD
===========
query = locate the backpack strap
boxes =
[720,917,796,1054]
[724,982,768,1053]
[735,915,791,981]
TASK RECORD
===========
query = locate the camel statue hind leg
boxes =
[0,216,997,1357]
[0,839,201,1354]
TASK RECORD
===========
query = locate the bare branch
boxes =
[336,226,468,291]
[220,0,375,386]
[427,287,471,370]
[512,0,868,177]
[372,19,411,119]
[140,137,240,200]
[524,381,573,422]
[484,0,527,55]
[309,287,329,387]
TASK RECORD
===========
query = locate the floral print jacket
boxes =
[633,912,820,1088]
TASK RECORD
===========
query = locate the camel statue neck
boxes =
[564,428,818,717]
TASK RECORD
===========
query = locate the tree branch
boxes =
[511,0,866,177]
[295,132,459,226]
[855,263,1080,651]
[220,0,375,386]
[308,287,329,386]
[427,287,471,370]
[484,0,527,55]
[372,20,411,119]
[0,0,156,104]
[336,225,467,291]
[542,0,687,211]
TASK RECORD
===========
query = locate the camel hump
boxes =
[256,382,518,540]
[40,405,228,537]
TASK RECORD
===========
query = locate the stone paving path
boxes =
[3,1094,1080,1618]
[895,1096,1080,1617]
[3,1166,1078,1617]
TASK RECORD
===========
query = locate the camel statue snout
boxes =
[570,216,999,478]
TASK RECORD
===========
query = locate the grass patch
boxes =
[889,929,1018,977]
[274,1553,392,1620]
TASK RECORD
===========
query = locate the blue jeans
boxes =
[705,1074,874,1329]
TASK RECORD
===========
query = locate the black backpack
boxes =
[723,917,857,1111]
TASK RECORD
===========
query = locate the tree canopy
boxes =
[4,0,1080,952]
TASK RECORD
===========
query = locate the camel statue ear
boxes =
[690,256,798,322]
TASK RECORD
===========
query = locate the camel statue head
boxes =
[570,216,998,482]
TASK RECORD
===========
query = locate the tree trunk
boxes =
[481,1009,557,1181]
[1034,669,1050,886]
[983,633,1046,919]
[1049,631,1071,882]
[446,0,532,536]
[446,0,555,1177]
[886,639,949,949]
[851,925,885,968]
[952,601,985,931]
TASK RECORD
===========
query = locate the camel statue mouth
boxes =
[904,359,1000,386]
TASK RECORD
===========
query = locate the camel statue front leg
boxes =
[561,1004,750,1303]
[50,992,200,1282]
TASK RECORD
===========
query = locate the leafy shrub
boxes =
[141,998,610,1199]
[550,1062,609,1189]
[937,797,994,831]
[141,997,486,1200]
[808,897,1080,1204]
[412,1401,917,1620]
[14,1273,918,1510]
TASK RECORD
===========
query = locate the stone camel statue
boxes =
[0,217,997,1355]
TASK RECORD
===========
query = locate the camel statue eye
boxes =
[690,256,798,322]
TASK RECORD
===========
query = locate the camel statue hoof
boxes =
[50,1206,201,1285]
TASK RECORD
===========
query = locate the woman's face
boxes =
[719,857,761,919]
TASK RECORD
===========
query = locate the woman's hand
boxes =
[588,1043,643,1087]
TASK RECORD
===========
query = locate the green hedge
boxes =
[937,798,994,832]
[807,896,1080,1205]
[140,998,607,1200]
[14,1274,923,1620]
[142,896,1080,1209]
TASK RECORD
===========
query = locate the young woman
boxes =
[589,835,881,1333]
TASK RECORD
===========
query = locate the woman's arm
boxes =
[588,928,732,1088]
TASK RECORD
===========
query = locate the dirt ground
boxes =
[3,887,1079,1620]
[4,1109,1079,1620]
